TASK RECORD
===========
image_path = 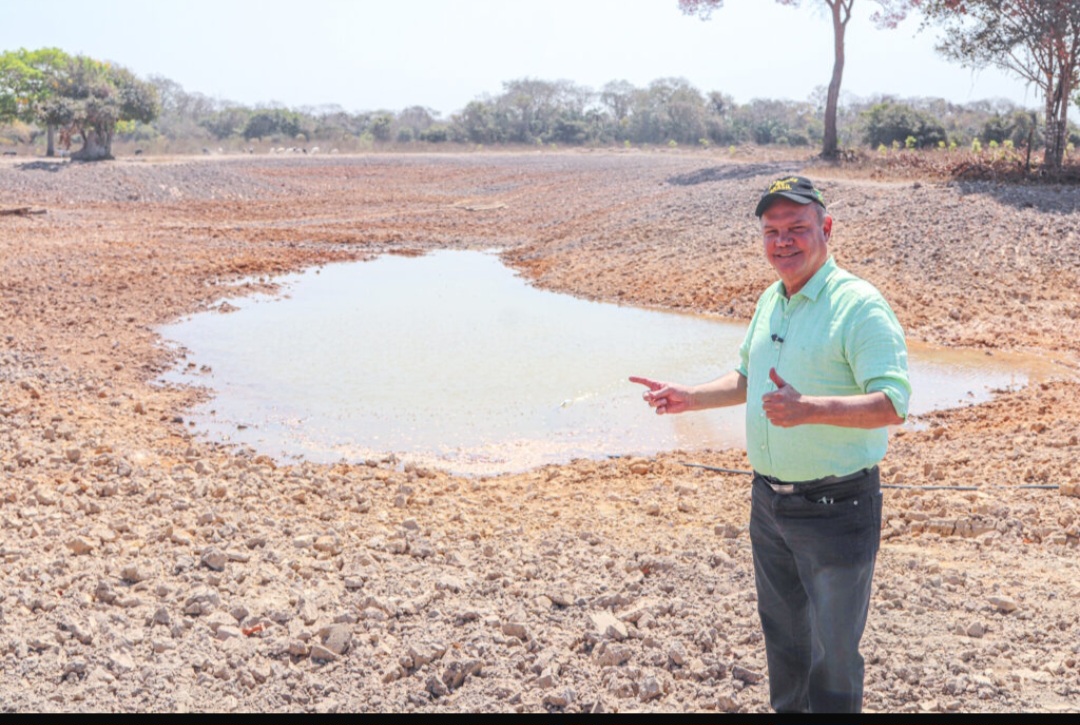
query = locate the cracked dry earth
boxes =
[1,151,1079,713]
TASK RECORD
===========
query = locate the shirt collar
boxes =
[776,256,837,302]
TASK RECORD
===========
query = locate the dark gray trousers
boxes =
[748,467,882,713]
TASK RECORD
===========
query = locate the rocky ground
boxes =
[1,150,1078,713]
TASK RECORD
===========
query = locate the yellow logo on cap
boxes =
[767,177,823,203]
[768,177,800,194]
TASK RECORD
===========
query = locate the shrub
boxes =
[549,118,588,144]
[419,125,449,143]
[243,109,301,141]
[981,114,1011,145]
[861,102,947,149]
[370,114,392,142]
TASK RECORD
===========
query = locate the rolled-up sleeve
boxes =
[847,297,911,420]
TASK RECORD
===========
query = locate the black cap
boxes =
[755,175,826,217]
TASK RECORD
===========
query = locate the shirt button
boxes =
[759,444,766,450]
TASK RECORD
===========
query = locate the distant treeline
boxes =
[2,73,1077,154]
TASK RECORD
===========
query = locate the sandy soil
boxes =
[1,150,1078,713]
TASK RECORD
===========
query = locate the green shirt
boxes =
[737,256,911,482]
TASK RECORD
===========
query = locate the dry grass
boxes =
[807,146,1080,184]
[7,132,1080,184]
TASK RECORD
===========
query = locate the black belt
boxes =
[756,467,874,495]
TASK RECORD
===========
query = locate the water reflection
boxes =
[158,251,1070,474]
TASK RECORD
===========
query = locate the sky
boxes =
[1,0,1056,119]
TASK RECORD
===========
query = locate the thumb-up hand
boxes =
[762,367,806,427]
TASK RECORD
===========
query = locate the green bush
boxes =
[861,102,947,149]
[419,125,449,143]
[201,107,250,140]
[370,114,393,142]
[243,109,300,141]
[981,111,1041,148]
[549,118,588,144]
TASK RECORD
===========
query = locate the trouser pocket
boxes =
[797,468,879,505]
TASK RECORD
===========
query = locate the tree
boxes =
[242,108,301,141]
[200,106,251,140]
[369,113,394,142]
[452,99,502,143]
[0,47,73,156]
[600,81,636,124]
[494,78,593,144]
[703,90,742,144]
[919,0,1080,171]
[626,77,708,144]
[678,0,919,158]
[51,56,159,160]
[395,105,439,142]
[597,81,638,142]
[6,54,162,160]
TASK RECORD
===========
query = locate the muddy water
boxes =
[158,251,1069,475]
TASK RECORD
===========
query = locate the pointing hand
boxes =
[630,376,693,415]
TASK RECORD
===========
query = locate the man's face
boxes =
[760,199,832,297]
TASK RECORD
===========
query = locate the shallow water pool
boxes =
[158,250,1067,474]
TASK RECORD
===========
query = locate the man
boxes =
[630,175,910,713]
